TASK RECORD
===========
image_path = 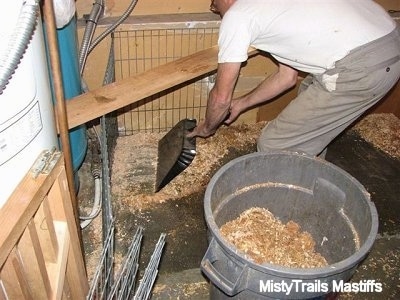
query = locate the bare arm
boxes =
[188,62,241,137]
[225,63,298,124]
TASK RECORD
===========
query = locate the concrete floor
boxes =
[322,131,400,300]
[79,128,399,299]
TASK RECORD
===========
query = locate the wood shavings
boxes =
[111,122,266,211]
[220,207,328,268]
[352,113,400,159]
[178,282,209,297]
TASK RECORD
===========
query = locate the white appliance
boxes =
[0,0,58,207]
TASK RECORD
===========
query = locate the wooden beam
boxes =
[66,46,259,129]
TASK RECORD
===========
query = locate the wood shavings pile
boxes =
[111,122,266,211]
[220,207,328,268]
[352,113,400,159]
[162,122,266,195]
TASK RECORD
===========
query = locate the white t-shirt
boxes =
[218,0,396,74]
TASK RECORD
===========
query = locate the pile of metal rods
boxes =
[87,225,166,300]
[109,227,143,299]
[134,233,166,300]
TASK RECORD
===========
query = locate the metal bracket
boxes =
[31,147,61,178]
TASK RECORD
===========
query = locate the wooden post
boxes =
[41,0,79,230]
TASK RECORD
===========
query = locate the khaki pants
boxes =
[257,27,400,156]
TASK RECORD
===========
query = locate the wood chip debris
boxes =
[352,113,400,159]
[111,122,266,211]
[220,207,328,268]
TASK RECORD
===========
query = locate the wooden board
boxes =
[66,46,259,129]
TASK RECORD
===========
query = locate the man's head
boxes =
[210,0,236,16]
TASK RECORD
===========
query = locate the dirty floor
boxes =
[78,124,399,299]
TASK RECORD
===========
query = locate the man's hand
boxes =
[187,121,216,138]
[224,98,243,125]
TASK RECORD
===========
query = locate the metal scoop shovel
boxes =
[155,118,197,192]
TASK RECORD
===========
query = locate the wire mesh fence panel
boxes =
[113,22,220,134]
[86,114,117,300]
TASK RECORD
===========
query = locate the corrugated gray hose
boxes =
[78,0,139,76]
[0,0,39,95]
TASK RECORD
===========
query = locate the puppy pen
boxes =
[85,14,223,299]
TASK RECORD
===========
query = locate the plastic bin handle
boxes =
[201,238,248,296]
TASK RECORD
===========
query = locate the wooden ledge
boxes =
[66,46,259,129]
